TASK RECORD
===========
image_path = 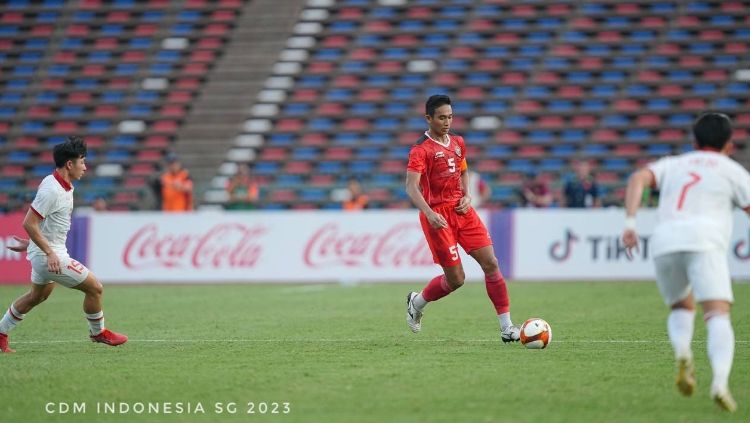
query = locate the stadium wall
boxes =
[1,210,748,284]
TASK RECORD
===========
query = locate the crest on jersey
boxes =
[454,146,462,157]
[434,152,444,158]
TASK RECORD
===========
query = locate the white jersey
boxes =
[27,172,75,259]
[648,150,750,257]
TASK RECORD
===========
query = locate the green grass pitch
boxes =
[1,281,748,423]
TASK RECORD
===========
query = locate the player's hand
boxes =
[6,236,29,252]
[454,196,472,215]
[621,229,639,260]
[47,251,61,274]
[426,211,448,229]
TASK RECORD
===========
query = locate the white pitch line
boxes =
[10,339,750,344]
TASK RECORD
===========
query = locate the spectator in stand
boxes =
[225,164,260,210]
[466,169,492,208]
[342,178,369,211]
[92,197,108,212]
[160,154,193,212]
[563,159,601,208]
[519,172,553,208]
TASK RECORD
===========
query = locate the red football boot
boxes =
[0,332,15,353]
[90,329,128,346]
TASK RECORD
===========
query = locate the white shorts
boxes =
[653,250,733,306]
[29,254,90,288]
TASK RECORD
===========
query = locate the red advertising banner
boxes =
[0,213,30,284]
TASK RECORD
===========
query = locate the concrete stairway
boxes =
[171,0,305,203]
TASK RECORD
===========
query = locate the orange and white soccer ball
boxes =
[520,318,552,349]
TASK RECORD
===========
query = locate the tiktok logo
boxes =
[734,230,750,261]
[549,229,579,262]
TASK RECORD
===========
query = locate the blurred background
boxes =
[1,0,748,214]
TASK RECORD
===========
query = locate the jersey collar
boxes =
[424,131,451,148]
[53,170,73,191]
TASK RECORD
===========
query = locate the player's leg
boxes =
[654,252,696,395]
[457,208,519,342]
[689,251,736,412]
[70,271,127,346]
[468,245,518,343]
[0,282,56,353]
[407,210,463,332]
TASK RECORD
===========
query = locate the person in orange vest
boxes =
[160,154,193,212]
[342,178,368,211]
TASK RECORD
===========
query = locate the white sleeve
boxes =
[646,156,673,190]
[731,165,750,209]
[30,185,57,219]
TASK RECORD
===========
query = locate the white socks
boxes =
[0,304,25,334]
[706,313,734,393]
[498,312,513,330]
[412,293,428,312]
[86,311,105,335]
[667,309,695,361]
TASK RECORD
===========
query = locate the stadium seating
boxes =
[207,0,749,209]
[2,0,749,210]
[0,0,244,210]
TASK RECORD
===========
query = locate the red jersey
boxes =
[407,132,468,207]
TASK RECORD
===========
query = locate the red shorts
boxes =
[419,204,493,267]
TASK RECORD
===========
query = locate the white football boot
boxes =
[406,292,422,333]
[500,325,520,343]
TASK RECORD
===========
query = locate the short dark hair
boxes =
[425,94,451,117]
[693,112,732,150]
[53,136,87,168]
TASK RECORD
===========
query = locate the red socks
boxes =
[485,270,510,314]
[421,274,454,302]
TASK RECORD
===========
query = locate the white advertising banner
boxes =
[512,209,750,280]
[88,211,487,283]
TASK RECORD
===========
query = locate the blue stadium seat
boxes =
[142,11,165,21]
[486,146,512,158]
[283,104,311,115]
[293,147,318,160]
[298,76,327,88]
[507,159,535,173]
[549,100,574,111]
[332,133,359,145]
[539,158,565,171]
[315,48,344,60]
[509,58,534,70]
[0,93,23,104]
[528,131,554,143]
[309,118,335,131]
[424,33,450,45]
[101,24,124,36]
[299,188,327,202]
[0,107,17,118]
[341,61,367,73]
[60,105,84,116]
[625,129,652,141]
[490,86,517,99]
[592,85,617,97]
[561,130,586,143]
[317,161,344,174]
[367,133,390,144]
[129,38,153,49]
[34,91,58,104]
[551,145,576,156]
[505,116,531,129]
[443,59,469,71]
[647,144,672,156]
[355,35,384,46]
[254,162,280,175]
[481,101,507,113]
[391,88,417,100]
[365,75,392,86]
[268,134,296,146]
[646,56,670,68]
[351,103,377,115]
[49,64,71,76]
[13,65,36,76]
[276,175,303,187]
[602,159,630,171]
[113,135,137,146]
[72,11,95,22]
[24,39,49,49]
[350,161,375,173]
[8,152,32,163]
[603,115,630,127]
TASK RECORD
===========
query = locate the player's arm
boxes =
[455,165,472,214]
[405,171,447,229]
[621,168,656,257]
[23,208,61,273]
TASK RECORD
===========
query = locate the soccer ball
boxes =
[520,318,552,349]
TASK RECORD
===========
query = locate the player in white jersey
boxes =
[0,136,127,353]
[622,113,750,412]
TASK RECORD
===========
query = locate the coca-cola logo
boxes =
[304,222,434,268]
[123,223,266,269]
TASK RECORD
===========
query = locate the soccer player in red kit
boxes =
[405,94,520,342]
